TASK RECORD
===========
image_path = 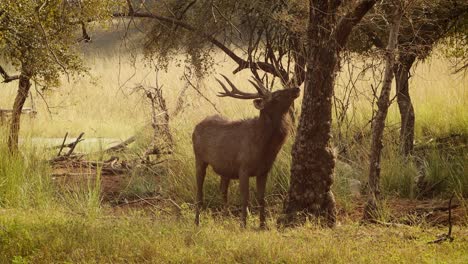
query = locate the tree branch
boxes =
[77,21,91,42]
[291,35,306,86]
[114,6,286,79]
[0,65,20,83]
[335,0,378,49]
[364,28,385,49]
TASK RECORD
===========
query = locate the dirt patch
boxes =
[52,165,133,199]
[341,197,467,226]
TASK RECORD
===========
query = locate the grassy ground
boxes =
[0,47,467,262]
[1,209,467,263]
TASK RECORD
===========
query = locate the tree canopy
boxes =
[0,0,117,86]
[349,0,468,60]
[120,0,309,85]
[0,0,121,152]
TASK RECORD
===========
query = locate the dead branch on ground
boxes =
[104,136,136,153]
[50,132,85,163]
[428,193,456,244]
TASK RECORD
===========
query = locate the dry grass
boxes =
[0,51,465,140]
[0,48,467,263]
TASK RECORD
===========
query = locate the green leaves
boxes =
[0,0,117,86]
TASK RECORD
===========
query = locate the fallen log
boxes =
[104,136,136,152]
[49,132,85,164]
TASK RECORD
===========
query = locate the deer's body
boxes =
[193,113,290,179]
[193,75,300,228]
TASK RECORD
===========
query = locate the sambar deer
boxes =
[192,75,300,228]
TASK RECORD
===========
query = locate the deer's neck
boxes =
[258,112,290,151]
[250,112,290,175]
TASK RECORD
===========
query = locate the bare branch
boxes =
[183,71,221,114]
[0,65,19,83]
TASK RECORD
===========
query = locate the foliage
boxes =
[348,0,468,60]
[138,0,310,83]
[441,13,468,72]
[0,0,118,86]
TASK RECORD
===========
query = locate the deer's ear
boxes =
[253,98,265,110]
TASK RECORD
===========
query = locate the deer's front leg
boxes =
[256,175,267,229]
[239,170,250,228]
[195,160,207,226]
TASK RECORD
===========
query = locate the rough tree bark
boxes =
[8,67,32,153]
[363,7,404,221]
[279,0,377,227]
[394,54,416,156]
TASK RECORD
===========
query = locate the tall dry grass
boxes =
[0,50,466,204]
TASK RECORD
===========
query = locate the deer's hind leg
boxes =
[195,158,208,226]
[239,169,250,228]
[220,177,231,215]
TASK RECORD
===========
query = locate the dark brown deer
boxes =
[192,75,300,228]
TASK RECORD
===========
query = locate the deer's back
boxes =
[192,115,262,178]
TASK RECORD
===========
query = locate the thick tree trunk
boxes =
[8,71,31,153]
[363,9,403,221]
[394,54,416,156]
[278,1,338,227]
[280,45,339,227]
[279,0,377,227]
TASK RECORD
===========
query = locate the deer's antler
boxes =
[216,74,269,100]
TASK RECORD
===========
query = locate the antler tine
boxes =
[248,80,264,95]
[215,77,231,96]
[249,77,270,96]
[215,76,261,99]
[220,74,261,97]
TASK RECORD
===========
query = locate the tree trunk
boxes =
[279,0,377,227]
[363,8,403,221]
[280,45,339,227]
[394,54,416,156]
[8,70,31,153]
[278,1,339,227]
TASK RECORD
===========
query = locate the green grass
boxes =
[0,134,53,209]
[1,209,467,263]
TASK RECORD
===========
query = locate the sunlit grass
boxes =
[0,50,466,200]
[0,209,467,263]
[0,48,466,262]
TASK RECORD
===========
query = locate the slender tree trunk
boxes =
[8,69,32,153]
[394,54,416,156]
[363,8,403,221]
